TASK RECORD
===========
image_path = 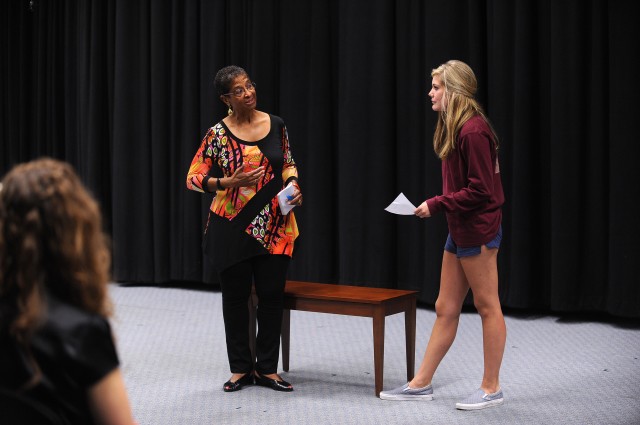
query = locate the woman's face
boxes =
[428,76,446,112]
[222,74,257,112]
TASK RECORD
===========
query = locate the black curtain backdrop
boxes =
[2,0,639,318]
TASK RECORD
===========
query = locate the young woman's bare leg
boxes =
[409,250,469,388]
[459,245,505,393]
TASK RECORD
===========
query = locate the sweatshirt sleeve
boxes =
[426,129,496,215]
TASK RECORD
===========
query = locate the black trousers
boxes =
[218,254,290,375]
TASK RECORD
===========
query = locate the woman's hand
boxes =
[288,181,303,206]
[415,201,431,218]
[227,166,265,188]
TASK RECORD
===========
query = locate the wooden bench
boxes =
[250,280,418,396]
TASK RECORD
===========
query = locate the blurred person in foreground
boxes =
[0,158,137,424]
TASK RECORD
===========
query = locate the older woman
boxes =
[187,65,302,392]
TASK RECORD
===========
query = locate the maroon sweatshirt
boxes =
[425,115,504,247]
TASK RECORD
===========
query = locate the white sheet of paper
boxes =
[384,192,417,215]
[277,182,296,215]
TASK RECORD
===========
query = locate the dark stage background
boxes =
[2,0,639,318]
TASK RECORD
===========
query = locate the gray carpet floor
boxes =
[108,283,640,425]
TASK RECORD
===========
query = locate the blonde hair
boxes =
[0,158,111,387]
[431,60,499,159]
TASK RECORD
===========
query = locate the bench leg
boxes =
[373,309,385,397]
[281,309,291,372]
[405,299,416,382]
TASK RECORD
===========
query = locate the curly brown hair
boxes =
[0,158,111,385]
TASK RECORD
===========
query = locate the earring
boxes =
[227,105,233,116]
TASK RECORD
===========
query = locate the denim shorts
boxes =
[444,226,502,258]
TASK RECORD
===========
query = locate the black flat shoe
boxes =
[223,373,254,392]
[254,373,293,392]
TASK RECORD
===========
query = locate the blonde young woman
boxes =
[0,159,137,424]
[380,60,506,410]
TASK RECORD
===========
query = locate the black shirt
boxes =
[0,294,119,424]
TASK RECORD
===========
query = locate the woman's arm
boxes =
[426,130,496,216]
[280,125,298,185]
[88,368,137,425]
[280,125,302,204]
[187,126,265,192]
[186,128,217,193]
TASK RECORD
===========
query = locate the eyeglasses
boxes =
[224,82,257,98]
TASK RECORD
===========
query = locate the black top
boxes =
[0,294,120,424]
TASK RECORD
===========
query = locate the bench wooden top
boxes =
[284,280,418,305]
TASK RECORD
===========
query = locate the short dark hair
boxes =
[214,65,248,96]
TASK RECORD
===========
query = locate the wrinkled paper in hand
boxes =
[277,182,296,215]
[384,192,417,215]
